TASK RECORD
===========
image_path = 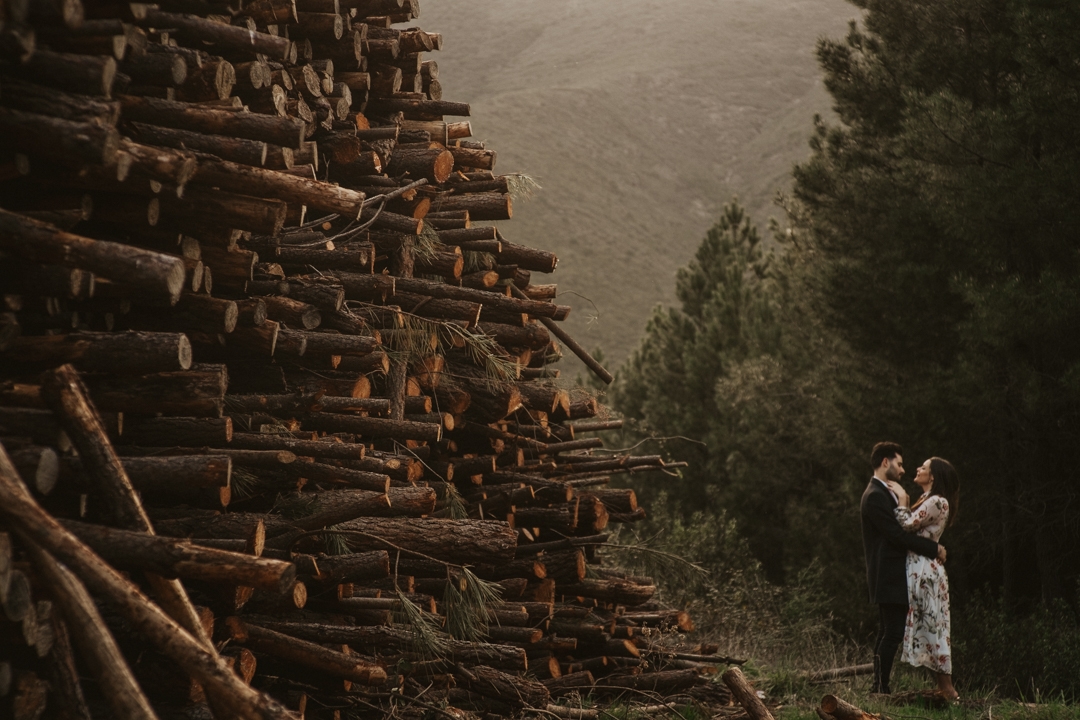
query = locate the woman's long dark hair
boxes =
[913,457,960,528]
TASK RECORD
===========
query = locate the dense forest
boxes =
[611,0,1080,696]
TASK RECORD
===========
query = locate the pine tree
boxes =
[791,0,1080,607]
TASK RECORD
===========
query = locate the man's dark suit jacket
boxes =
[861,478,939,604]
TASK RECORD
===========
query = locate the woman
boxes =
[885,457,960,702]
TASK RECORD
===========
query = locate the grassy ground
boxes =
[763,666,1080,720]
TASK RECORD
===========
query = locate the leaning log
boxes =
[0,208,185,305]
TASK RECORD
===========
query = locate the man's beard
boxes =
[885,465,901,482]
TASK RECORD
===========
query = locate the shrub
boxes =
[953,594,1080,701]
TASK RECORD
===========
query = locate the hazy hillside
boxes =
[422,0,856,370]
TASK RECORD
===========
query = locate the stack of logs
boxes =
[0,0,731,718]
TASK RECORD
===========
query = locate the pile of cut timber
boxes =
[0,1,729,718]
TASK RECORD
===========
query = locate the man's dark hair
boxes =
[871,441,903,470]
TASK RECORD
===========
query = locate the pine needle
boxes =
[393,588,449,660]
[273,493,319,520]
[230,468,260,500]
[463,250,496,273]
[505,173,541,201]
[442,482,468,520]
[322,522,352,556]
[442,567,501,641]
[415,225,441,263]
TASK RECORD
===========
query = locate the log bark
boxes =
[0,446,297,720]
[332,517,517,565]
[820,695,877,720]
[191,154,366,218]
[0,77,120,125]
[129,122,270,168]
[304,411,442,442]
[1,332,191,374]
[306,551,389,584]
[596,669,702,694]
[134,9,291,60]
[543,671,595,697]
[558,577,655,606]
[119,95,306,149]
[0,208,185,304]
[43,611,93,720]
[4,50,115,96]
[458,664,549,710]
[431,192,510,221]
[225,617,386,685]
[227,433,366,460]
[84,365,226,417]
[38,365,215,647]
[22,542,158,720]
[722,667,775,720]
[61,519,296,592]
[160,187,286,237]
[116,417,233,447]
[385,145,454,183]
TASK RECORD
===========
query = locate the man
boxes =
[861,441,946,694]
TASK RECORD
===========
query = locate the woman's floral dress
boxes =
[895,495,952,674]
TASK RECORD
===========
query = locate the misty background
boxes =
[424,0,854,365]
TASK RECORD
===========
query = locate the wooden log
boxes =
[119,95,306,149]
[42,611,93,720]
[118,455,232,503]
[111,415,229,446]
[38,366,215,644]
[241,0,297,24]
[274,245,373,272]
[0,77,120,125]
[7,445,60,496]
[366,97,469,119]
[385,144,453,183]
[305,550,389,584]
[225,617,386,684]
[128,122,270,168]
[499,235,559,274]
[4,50,115,96]
[0,447,297,720]
[723,667,774,720]
[82,365,226,417]
[595,669,702,694]
[121,52,188,86]
[448,145,496,172]
[190,154,366,218]
[21,542,158,720]
[291,331,379,357]
[304,412,441,442]
[249,620,528,669]
[802,665,874,682]
[0,208,185,304]
[458,664,549,710]
[543,671,595,697]
[228,433,367,460]
[160,187,286,237]
[1,332,191,374]
[61,520,296,592]
[262,296,321,330]
[820,695,877,720]
[134,9,291,59]
[331,517,517,564]
[559,577,655,606]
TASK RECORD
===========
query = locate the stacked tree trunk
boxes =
[0,1,726,718]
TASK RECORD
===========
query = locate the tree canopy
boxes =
[614,0,1080,637]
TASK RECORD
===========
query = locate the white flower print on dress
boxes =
[895,495,951,674]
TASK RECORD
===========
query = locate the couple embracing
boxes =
[861,441,961,701]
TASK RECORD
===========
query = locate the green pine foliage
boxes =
[614,0,1080,696]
